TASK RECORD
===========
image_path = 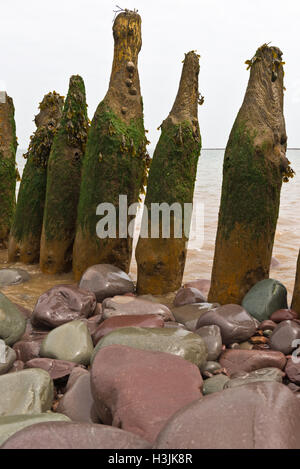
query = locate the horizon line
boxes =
[201,148,300,150]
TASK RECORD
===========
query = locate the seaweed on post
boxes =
[40,76,89,273]
[0,94,18,248]
[208,45,289,305]
[73,10,149,280]
[135,51,202,295]
[8,92,64,263]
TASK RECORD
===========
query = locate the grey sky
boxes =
[1,0,300,150]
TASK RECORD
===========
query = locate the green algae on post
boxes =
[0,94,18,249]
[135,51,202,295]
[40,76,89,274]
[73,10,149,281]
[208,45,289,306]
[8,92,64,264]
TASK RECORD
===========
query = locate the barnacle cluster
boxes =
[271,49,285,83]
[23,125,57,168]
[198,92,205,106]
[39,91,64,112]
[63,89,89,150]
[245,43,285,84]
[245,43,273,70]
[282,161,296,183]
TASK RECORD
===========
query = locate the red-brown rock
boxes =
[102,295,174,321]
[31,284,97,329]
[285,359,300,385]
[260,320,277,331]
[174,287,206,307]
[271,309,298,323]
[66,366,89,391]
[154,382,300,449]
[20,321,48,342]
[1,422,150,449]
[84,315,103,337]
[57,373,98,423]
[92,314,164,345]
[25,358,81,380]
[219,349,286,377]
[13,340,42,362]
[184,279,211,299]
[91,345,203,443]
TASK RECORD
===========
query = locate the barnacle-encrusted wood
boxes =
[73,10,149,280]
[0,93,18,248]
[8,91,64,263]
[208,45,289,305]
[135,51,201,295]
[40,76,89,274]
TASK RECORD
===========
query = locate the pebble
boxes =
[0,340,16,375]
[242,279,288,322]
[79,264,134,302]
[270,309,298,323]
[0,369,53,416]
[0,293,26,346]
[269,320,300,355]
[102,295,174,321]
[31,284,97,329]
[0,413,70,447]
[171,303,219,331]
[92,326,208,369]
[196,304,257,345]
[40,320,94,365]
[224,367,284,389]
[173,287,206,307]
[0,269,30,287]
[203,374,230,395]
[195,325,222,361]
[219,349,286,376]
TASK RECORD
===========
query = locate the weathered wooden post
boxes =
[8,91,64,263]
[208,45,290,305]
[0,93,18,248]
[40,76,89,273]
[73,10,149,280]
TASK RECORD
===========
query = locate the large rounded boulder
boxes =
[91,327,208,368]
[0,421,150,449]
[91,345,203,443]
[154,382,300,449]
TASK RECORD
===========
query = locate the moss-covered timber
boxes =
[8,92,64,263]
[73,10,149,281]
[135,51,202,295]
[208,45,289,305]
[40,76,89,274]
[0,93,18,248]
